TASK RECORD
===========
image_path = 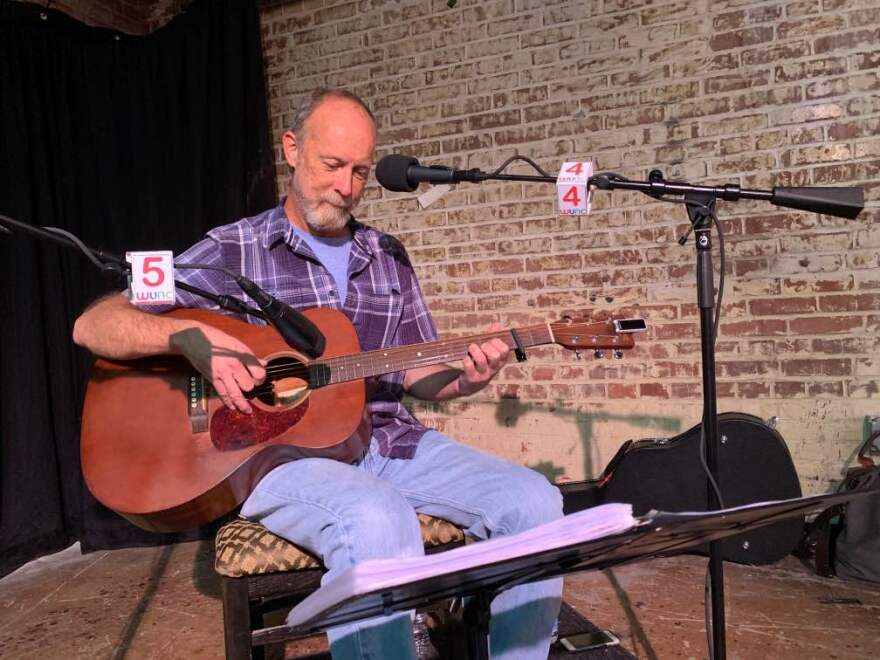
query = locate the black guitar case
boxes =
[559,412,803,565]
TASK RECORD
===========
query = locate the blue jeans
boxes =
[241,430,563,660]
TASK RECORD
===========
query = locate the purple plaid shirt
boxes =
[148,203,438,458]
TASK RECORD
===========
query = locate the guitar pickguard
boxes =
[210,399,310,451]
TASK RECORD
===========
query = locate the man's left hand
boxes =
[458,322,511,396]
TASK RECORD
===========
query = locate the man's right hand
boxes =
[170,324,266,414]
[74,293,267,413]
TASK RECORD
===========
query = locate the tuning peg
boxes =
[613,349,623,359]
[574,349,582,360]
[593,349,604,359]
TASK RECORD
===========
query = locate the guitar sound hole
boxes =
[254,356,311,408]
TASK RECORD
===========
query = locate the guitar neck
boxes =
[315,324,554,385]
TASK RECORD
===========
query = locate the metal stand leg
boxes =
[463,590,493,660]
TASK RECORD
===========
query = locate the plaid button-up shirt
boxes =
[149,203,438,458]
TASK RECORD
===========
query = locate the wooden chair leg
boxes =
[249,599,265,660]
[222,576,254,660]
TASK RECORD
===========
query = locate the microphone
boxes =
[375,154,482,192]
[235,276,326,358]
[771,186,863,220]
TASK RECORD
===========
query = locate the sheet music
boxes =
[287,502,636,628]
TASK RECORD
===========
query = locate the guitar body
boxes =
[81,307,371,532]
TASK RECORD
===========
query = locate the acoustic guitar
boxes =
[80,308,645,532]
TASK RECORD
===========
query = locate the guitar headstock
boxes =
[550,317,647,354]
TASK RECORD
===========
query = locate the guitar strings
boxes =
[260,329,539,377]
[253,322,612,387]
[245,322,613,398]
[255,327,551,386]
[255,324,601,382]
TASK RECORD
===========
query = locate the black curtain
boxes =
[0,0,277,577]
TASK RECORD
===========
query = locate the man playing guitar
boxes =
[73,89,563,659]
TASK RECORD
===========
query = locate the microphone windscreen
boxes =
[376,154,419,192]
[772,187,863,220]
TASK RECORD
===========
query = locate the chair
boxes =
[215,515,467,659]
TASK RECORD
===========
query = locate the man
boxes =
[73,89,563,659]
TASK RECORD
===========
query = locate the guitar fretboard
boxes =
[313,324,555,385]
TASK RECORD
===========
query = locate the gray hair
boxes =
[290,89,375,140]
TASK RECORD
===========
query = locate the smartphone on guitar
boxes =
[559,629,620,652]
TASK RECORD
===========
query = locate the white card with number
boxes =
[556,161,593,215]
[127,250,176,305]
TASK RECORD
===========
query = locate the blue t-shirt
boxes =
[292,227,353,303]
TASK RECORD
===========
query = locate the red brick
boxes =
[818,293,880,312]
[525,254,582,272]
[814,28,880,55]
[654,323,699,340]
[639,383,670,399]
[749,297,817,316]
[719,361,774,378]
[608,383,638,399]
[782,358,851,377]
[775,381,806,398]
[738,381,772,397]
[721,319,788,337]
[710,26,775,51]
[670,382,702,398]
[788,316,863,334]
[808,381,845,397]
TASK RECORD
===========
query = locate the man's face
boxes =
[287,98,376,236]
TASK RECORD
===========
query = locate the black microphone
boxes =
[771,186,863,220]
[375,154,483,192]
[235,276,326,358]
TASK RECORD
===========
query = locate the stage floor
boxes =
[1,540,878,659]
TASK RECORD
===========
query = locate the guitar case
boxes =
[559,412,803,565]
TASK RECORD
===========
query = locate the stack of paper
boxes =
[287,502,636,628]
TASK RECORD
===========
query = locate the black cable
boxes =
[173,261,239,278]
[490,154,550,178]
[1,213,265,318]
[43,226,110,271]
[173,261,266,318]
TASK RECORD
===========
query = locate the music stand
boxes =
[250,490,875,658]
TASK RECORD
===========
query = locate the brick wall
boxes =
[259,0,879,493]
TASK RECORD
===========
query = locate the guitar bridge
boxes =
[188,373,209,433]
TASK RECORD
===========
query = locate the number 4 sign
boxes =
[127,251,176,305]
[556,161,593,216]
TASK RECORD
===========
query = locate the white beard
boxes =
[291,176,352,235]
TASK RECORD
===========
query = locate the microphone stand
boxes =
[686,191,726,659]
[2,214,329,356]
[0,212,266,320]
[399,168,863,660]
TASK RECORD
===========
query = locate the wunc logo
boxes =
[134,290,174,302]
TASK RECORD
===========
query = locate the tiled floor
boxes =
[1,540,878,659]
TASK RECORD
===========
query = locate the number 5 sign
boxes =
[556,161,593,216]
[127,250,176,305]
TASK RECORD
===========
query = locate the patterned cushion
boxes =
[215,514,466,578]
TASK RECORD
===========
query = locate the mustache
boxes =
[321,192,350,207]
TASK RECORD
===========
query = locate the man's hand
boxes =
[170,324,266,414]
[457,322,511,396]
[403,322,512,401]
